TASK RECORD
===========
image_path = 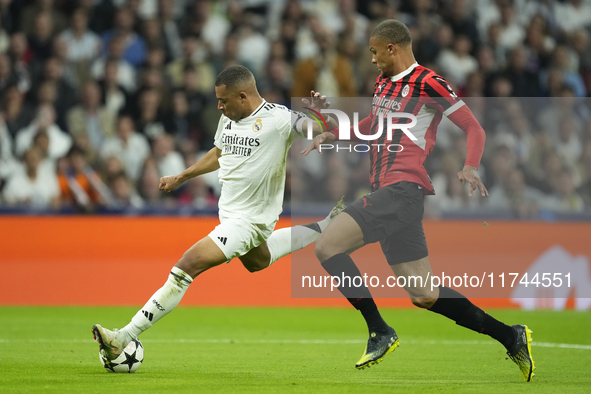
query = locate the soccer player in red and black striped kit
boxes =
[303,20,535,382]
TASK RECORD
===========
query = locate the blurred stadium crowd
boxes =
[0,0,590,218]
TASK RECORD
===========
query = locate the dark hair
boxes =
[370,19,412,46]
[147,43,164,52]
[117,112,135,128]
[183,64,196,73]
[105,57,119,67]
[110,171,129,185]
[182,33,199,41]
[214,65,254,89]
[67,145,87,157]
[72,7,89,18]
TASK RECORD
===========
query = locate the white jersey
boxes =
[213,100,304,225]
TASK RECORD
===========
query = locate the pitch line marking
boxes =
[1,338,591,350]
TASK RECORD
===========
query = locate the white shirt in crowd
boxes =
[91,58,137,92]
[0,120,18,181]
[15,124,72,160]
[157,151,185,178]
[58,29,102,62]
[100,132,150,182]
[437,50,478,87]
[3,171,59,208]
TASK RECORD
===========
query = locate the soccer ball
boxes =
[99,339,144,373]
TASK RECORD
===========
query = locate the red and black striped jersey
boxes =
[365,63,466,194]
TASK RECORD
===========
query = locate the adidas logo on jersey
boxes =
[217,237,227,245]
[225,122,232,130]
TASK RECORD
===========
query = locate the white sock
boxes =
[267,222,326,266]
[119,266,193,344]
[317,216,331,232]
[266,209,337,266]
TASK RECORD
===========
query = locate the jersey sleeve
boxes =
[423,75,465,116]
[446,105,486,169]
[424,74,485,169]
[213,115,227,149]
[280,108,308,142]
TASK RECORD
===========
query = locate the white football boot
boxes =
[92,324,128,360]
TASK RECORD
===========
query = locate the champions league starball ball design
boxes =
[99,339,144,373]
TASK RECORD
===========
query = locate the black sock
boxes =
[354,298,391,334]
[321,253,390,333]
[429,286,516,350]
[302,222,321,233]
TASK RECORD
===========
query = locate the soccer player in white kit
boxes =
[92,65,342,359]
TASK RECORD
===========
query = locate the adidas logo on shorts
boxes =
[217,237,227,245]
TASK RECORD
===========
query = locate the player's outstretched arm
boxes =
[301,90,331,112]
[159,147,221,193]
[446,105,488,197]
[299,90,338,135]
[301,131,336,156]
[457,165,488,197]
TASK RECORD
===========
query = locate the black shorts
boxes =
[344,181,428,265]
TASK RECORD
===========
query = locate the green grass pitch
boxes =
[1,306,590,393]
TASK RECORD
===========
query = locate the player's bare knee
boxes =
[314,239,333,262]
[244,260,266,273]
[176,252,214,277]
[174,256,197,277]
[315,232,340,261]
[410,297,438,309]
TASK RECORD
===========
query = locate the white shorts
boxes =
[208,216,277,261]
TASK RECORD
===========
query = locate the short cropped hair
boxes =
[370,20,412,46]
[215,65,254,89]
